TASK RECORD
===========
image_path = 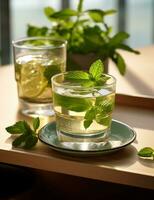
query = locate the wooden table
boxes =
[0,47,154,190]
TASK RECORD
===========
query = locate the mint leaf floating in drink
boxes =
[5,117,40,149]
[138,147,154,159]
[53,92,92,112]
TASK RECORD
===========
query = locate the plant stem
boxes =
[69,0,83,48]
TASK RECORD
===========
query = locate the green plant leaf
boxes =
[51,9,78,19]
[109,32,129,46]
[84,107,96,121]
[6,118,40,149]
[117,53,126,75]
[117,44,140,54]
[12,134,27,147]
[44,7,55,18]
[24,135,38,149]
[81,80,95,87]
[44,64,62,85]
[6,121,26,134]
[83,26,105,48]
[33,117,40,132]
[27,25,48,37]
[65,71,90,81]
[138,147,154,157]
[112,52,126,75]
[84,107,96,129]
[87,9,104,22]
[84,120,93,129]
[95,114,111,126]
[104,9,117,15]
[53,92,92,112]
[96,76,110,85]
[89,59,104,80]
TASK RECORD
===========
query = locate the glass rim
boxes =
[12,36,67,50]
[52,72,116,90]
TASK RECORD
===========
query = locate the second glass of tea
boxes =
[12,37,67,117]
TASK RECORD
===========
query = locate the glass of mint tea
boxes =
[12,37,67,117]
[52,60,116,150]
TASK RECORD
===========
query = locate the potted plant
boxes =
[27,0,139,75]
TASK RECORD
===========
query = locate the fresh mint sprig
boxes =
[65,59,110,87]
[84,98,114,129]
[5,117,40,149]
[138,147,154,159]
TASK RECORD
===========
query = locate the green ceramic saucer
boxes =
[38,120,136,156]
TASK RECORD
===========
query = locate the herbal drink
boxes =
[52,61,116,148]
[15,55,65,103]
[13,37,66,116]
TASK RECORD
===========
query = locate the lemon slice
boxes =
[21,60,48,98]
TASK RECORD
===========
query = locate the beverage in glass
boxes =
[12,37,67,117]
[52,71,116,150]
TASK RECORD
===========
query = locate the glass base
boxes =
[19,99,55,117]
[57,129,110,151]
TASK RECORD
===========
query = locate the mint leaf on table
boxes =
[138,147,154,158]
[6,121,26,134]
[5,118,40,149]
[33,117,40,132]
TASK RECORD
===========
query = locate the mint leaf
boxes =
[117,53,126,75]
[138,147,154,158]
[96,99,114,113]
[84,107,96,120]
[96,76,110,85]
[117,44,140,54]
[53,92,92,112]
[87,9,104,22]
[12,134,28,147]
[51,9,78,19]
[6,121,26,134]
[84,120,93,129]
[109,32,129,47]
[44,7,55,19]
[65,71,90,81]
[27,25,48,37]
[44,64,62,85]
[89,59,104,80]
[5,118,40,149]
[95,114,111,126]
[65,59,109,87]
[81,80,95,87]
[24,135,38,149]
[33,117,40,132]
[84,107,96,129]
[112,52,126,75]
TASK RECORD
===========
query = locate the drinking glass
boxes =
[12,37,67,117]
[52,72,116,150]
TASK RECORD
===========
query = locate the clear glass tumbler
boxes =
[52,72,116,150]
[12,37,67,117]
